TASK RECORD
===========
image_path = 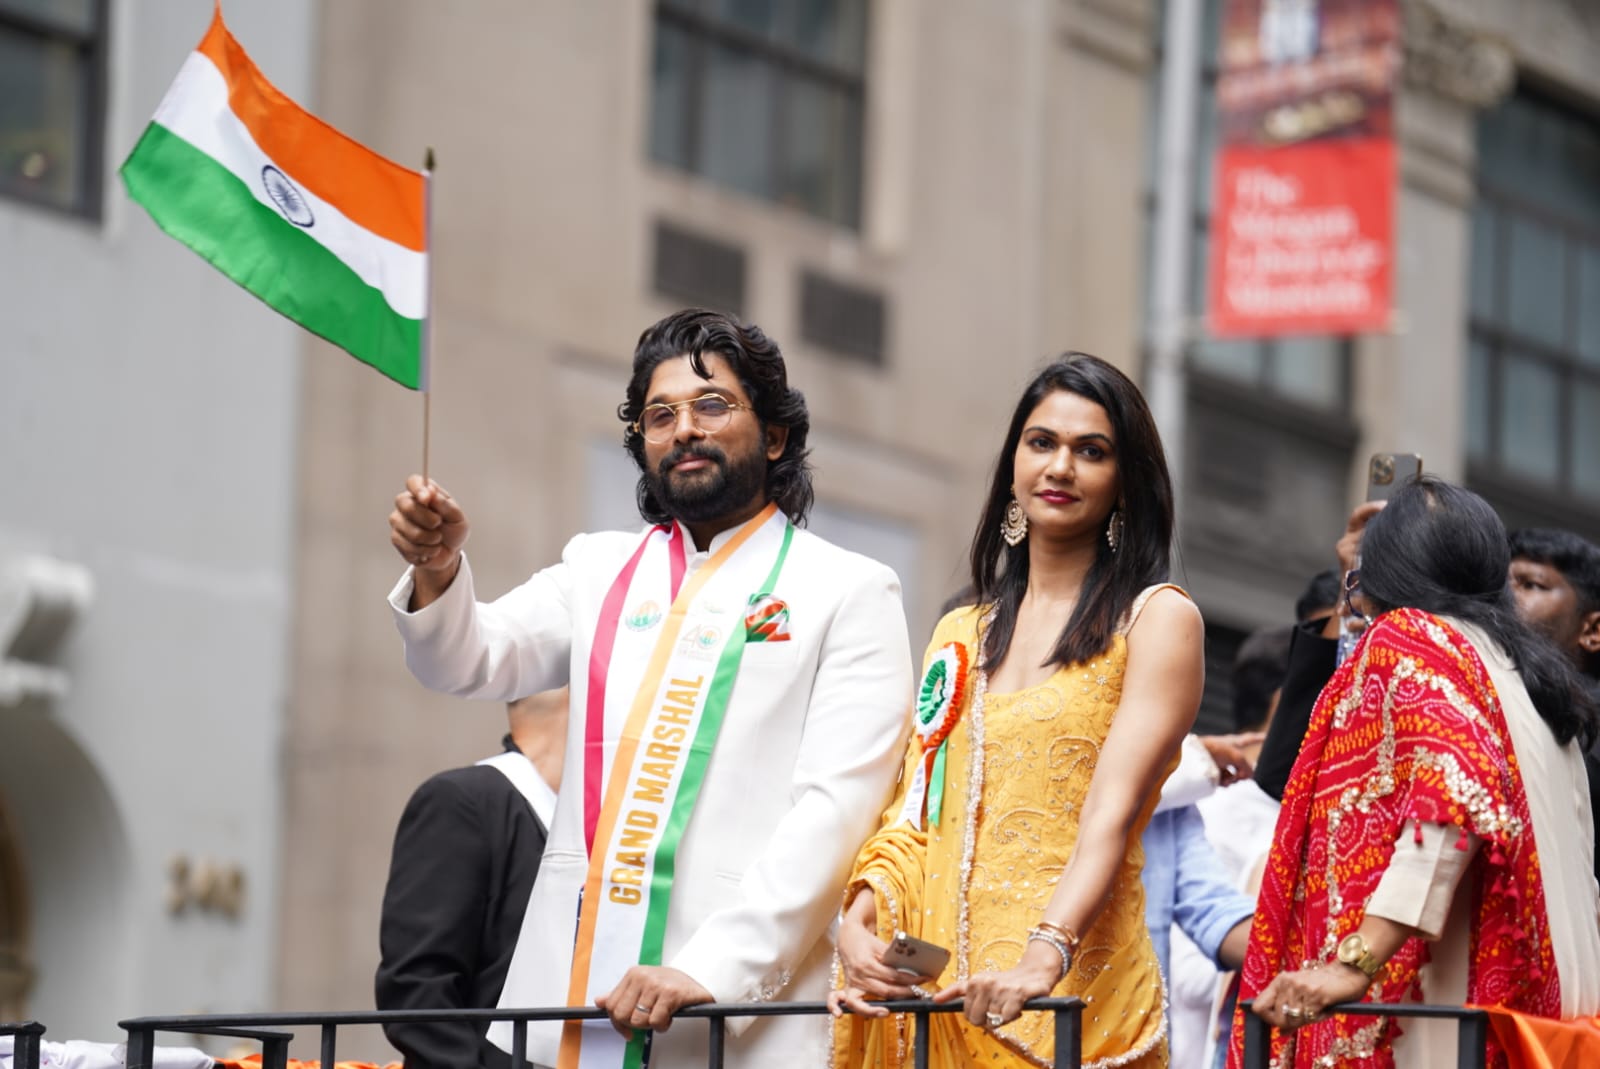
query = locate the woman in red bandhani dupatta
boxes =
[1228,477,1600,1069]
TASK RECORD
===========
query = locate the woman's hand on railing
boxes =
[931,941,1059,1029]
[828,984,891,1019]
[835,890,931,1003]
[1252,963,1371,1033]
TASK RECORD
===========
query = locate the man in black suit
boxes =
[376,689,566,1069]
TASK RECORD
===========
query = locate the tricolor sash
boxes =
[560,504,794,1069]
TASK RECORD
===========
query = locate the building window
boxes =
[648,0,867,229]
[798,268,886,365]
[0,0,108,218]
[652,219,748,315]
[1468,91,1600,504]
[1146,0,1352,413]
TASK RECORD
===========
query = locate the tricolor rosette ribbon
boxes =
[896,642,971,829]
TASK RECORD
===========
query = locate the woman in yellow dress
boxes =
[830,354,1205,1068]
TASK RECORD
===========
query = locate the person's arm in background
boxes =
[1169,805,1255,970]
[376,772,494,1069]
[1158,733,1266,813]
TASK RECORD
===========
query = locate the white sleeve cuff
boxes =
[1156,734,1220,813]
[1366,822,1479,940]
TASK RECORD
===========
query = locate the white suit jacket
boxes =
[389,522,912,1069]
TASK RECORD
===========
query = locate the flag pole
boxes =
[421,146,434,483]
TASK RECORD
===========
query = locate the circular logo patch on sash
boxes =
[624,600,663,631]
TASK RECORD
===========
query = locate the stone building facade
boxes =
[2,0,1597,1055]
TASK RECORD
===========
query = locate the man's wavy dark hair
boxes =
[618,309,814,526]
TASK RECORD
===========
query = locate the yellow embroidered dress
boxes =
[833,602,1174,1069]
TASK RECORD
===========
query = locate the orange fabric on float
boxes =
[1478,1006,1600,1069]
[216,1056,401,1069]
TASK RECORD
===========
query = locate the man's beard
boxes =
[646,442,768,524]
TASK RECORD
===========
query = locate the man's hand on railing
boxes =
[594,965,712,1038]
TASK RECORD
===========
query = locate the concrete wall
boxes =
[0,0,310,1040]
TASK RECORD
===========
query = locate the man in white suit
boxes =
[387,308,913,1069]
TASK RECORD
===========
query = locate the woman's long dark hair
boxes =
[969,353,1174,671]
[1359,476,1598,747]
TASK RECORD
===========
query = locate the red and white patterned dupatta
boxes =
[1228,608,1561,1069]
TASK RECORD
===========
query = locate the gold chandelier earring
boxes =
[1001,495,1029,547]
[1106,507,1125,554]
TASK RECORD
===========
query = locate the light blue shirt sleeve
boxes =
[1141,810,1177,974]
[1169,804,1256,966]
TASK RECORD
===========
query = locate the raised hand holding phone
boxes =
[1334,454,1421,663]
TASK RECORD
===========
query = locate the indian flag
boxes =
[121,8,427,389]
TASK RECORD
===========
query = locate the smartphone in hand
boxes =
[1366,452,1423,501]
[881,931,951,978]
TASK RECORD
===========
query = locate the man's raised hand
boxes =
[390,476,469,607]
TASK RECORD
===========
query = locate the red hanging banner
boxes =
[1207,0,1401,337]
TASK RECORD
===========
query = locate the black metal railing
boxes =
[3,999,1503,1069]
[2,1021,46,1069]
[121,998,1086,1069]
[1240,1000,1489,1069]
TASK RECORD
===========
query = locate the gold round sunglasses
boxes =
[632,394,752,444]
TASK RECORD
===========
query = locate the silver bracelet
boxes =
[1026,929,1073,982]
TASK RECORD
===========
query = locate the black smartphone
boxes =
[1366,453,1423,501]
[881,930,951,978]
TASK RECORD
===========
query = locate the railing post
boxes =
[706,1014,726,1069]
[261,1033,289,1069]
[912,1008,930,1069]
[6,1022,44,1069]
[512,1019,526,1069]
[1052,1002,1082,1069]
[125,1027,155,1069]
[319,1023,337,1069]
[1456,1010,1488,1069]
[1241,1001,1270,1069]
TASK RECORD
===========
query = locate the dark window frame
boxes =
[649,0,868,230]
[0,0,110,221]
[1467,87,1600,505]
[798,267,887,365]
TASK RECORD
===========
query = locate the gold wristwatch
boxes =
[1336,932,1383,979]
